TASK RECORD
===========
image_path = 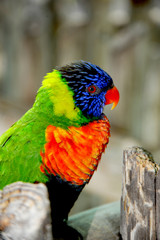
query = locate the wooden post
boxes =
[156,168,160,240]
[120,146,159,240]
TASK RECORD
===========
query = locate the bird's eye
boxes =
[87,85,97,94]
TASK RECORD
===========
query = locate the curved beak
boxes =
[105,86,120,110]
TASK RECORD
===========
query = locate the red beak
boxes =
[105,86,120,110]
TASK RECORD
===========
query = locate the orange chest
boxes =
[40,117,110,185]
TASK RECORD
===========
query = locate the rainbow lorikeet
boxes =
[0,61,119,240]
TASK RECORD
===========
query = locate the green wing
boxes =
[0,108,48,189]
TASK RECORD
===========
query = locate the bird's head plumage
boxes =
[35,61,119,126]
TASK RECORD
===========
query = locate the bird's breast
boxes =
[40,116,110,185]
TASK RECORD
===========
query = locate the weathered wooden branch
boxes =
[120,146,159,240]
[0,182,52,240]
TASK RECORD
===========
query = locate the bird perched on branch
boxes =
[0,61,119,240]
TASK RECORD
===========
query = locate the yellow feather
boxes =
[42,70,80,120]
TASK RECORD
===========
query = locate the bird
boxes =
[0,61,119,240]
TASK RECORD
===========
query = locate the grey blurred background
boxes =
[0,0,160,214]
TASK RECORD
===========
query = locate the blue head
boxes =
[57,61,118,119]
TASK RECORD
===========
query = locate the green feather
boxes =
[0,70,91,189]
